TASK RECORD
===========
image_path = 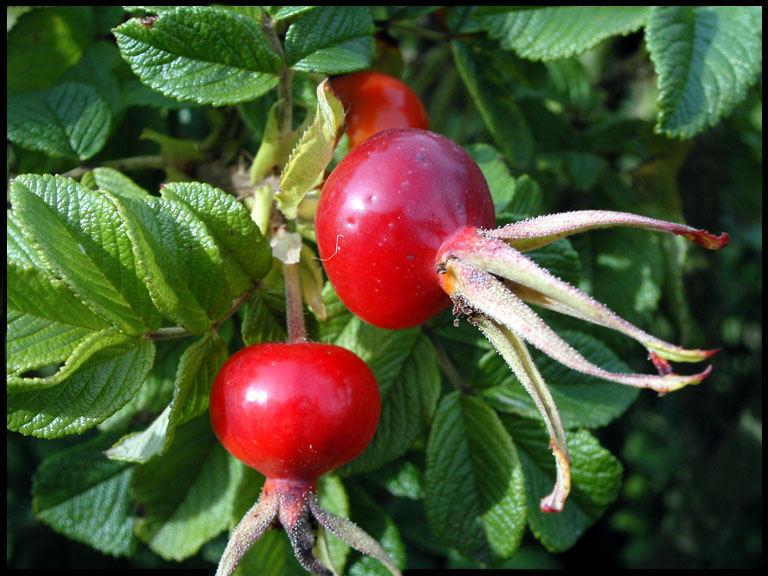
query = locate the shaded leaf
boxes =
[8,82,112,161]
[132,415,243,561]
[32,431,138,557]
[324,287,441,474]
[425,392,526,562]
[452,40,533,167]
[478,331,639,429]
[6,6,95,91]
[503,419,623,552]
[646,6,763,138]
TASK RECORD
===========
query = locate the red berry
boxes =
[330,71,429,150]
[209,342,380,482]
[316,128,496,329]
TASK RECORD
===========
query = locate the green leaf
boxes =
[503,419,623,552]
[160,182,272,297]
[6,309,93,378]
[99,338,182,433]
[113,6,281,105]
[235,528,305,576]
[478,331,640,429]
[7,335,155,438]
[106,332,227,463]
[525,239,582,289]
[241,287,289,345]
[32,431,138,557]
[646,6,763,139]
[284,6,375,73]
[113,190,232,333]
[60,40,130,116]
[467,144,543,223]
[9,174,156,334]
[132,415,243,561]
[6,6,96,91]
[424,392,526,563]
[452,40,533,167]
[7,82,112,161]
[6,210,49,270]
[475,6,649,61]
[170,332,228,426]
[277,79,345,219]
[269,6,315,21]
[324,288,440,474]
[6,260,108,350]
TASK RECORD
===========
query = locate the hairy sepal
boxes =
[443,258,713,394]
[443,227,717,364]
[486,210,729,252]
[476,317,571,513]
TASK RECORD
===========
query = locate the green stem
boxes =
[148,284,260,341]
[148,326,190,341]
[426,329,472,394]
[60,155,166,179]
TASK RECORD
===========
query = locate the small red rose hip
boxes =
[315,128,496,329]
[330,71,429,149]
[210,343,399,576]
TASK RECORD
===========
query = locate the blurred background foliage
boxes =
[7,6,761,570]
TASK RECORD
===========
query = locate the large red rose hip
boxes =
[315,128,496,329]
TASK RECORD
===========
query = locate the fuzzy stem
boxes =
[215,487,279,576]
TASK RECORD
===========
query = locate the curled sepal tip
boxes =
[216,478,401,576]
[477,317,571,513]
[441,227,718,365]
[444,258,713,395]
[485,210,730,252]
